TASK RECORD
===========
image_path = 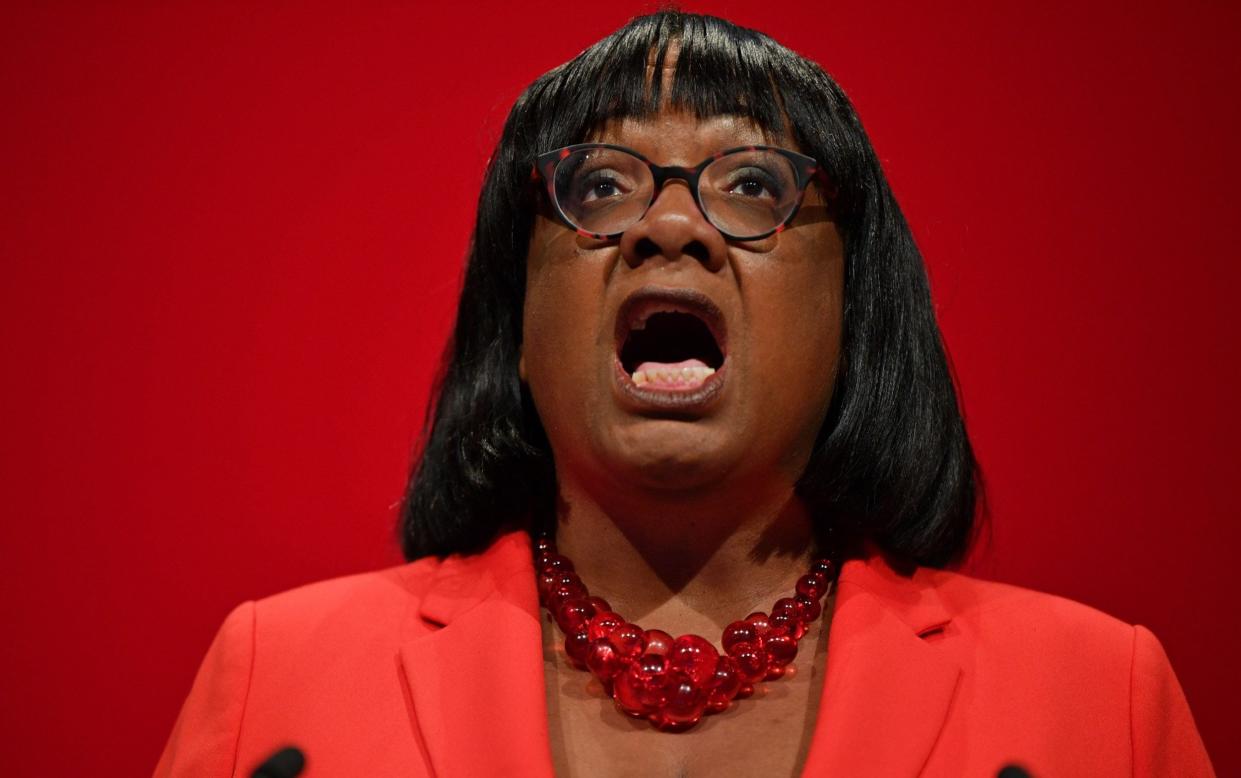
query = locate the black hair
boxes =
[398,10,983,568]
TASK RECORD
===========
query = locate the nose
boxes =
[617,181,728,272]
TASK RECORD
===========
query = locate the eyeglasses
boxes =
[534,143,822,241]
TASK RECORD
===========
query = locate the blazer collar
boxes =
[399,533,960,777]
[399,531,554,777]
[415,530,540,627]
[801,546,962,775]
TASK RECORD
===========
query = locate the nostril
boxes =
[634,237,660,261]
[682,240,710,264]
[630,237,713,265]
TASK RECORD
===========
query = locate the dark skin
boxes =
[520,107,845,775]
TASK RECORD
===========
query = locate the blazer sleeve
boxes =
[1130,624,1214,777]
[155,602,256,778]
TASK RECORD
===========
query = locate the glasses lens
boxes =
[699,150,801,238]
[553,148,652,235]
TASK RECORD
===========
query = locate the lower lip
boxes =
[613,357,727,413]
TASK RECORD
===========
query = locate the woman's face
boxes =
[520,109,844,501]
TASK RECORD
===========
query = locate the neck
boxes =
[551,476,821,637]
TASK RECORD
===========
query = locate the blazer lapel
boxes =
[801,552,962,776]
[399,532,555,778]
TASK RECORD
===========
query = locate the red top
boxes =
[156,531,1214,776]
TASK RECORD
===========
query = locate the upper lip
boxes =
[614,286,729,360]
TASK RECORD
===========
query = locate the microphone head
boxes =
[997,765,1032,778]
[252,746,305,778]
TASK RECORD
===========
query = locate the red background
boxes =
[3,2,1238,775]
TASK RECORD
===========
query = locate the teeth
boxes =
[632,366,716,387]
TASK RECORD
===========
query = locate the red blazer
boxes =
[156,531,1213,776]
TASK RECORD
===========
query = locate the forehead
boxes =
[586,111,794,165]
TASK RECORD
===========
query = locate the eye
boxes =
[575,169,633,203]
[732,178,770,198]
[722,166,784,201]
[568,167,635,205]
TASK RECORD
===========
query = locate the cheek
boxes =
[521,234,611,403]
[745,263,843,474]
[523,283,573,365]
[740,242,844,419]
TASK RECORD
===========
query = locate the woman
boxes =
[157,11,1213,777]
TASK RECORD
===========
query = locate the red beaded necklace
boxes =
[535,535,838,732]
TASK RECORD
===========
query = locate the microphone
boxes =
[252,747,305,778]
[997,765,1032,778]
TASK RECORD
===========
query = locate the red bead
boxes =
[586,637,623,680]
[548,581,587,613]
[811,559,835,578]
[542,570,583,603]
[555,598,596,634]
[538,552,574,574]
[651,677,708,730]
[668,634,719,685]
[736,683,755,699]
[607,622,647,660]
[745,612,772,636]
[534,536,553,553]
[770,612,806,640]
[706,655,743,713]
[722,620,758,653]
[537,571,560,601]
[771,597,805,622]
[555,571,583,589]
[731,641,770,683]
[587,611,624,641]
[614,653,670,716]
[563,630,592,670]
[764,632,799,667]
[795,593,822,622]
[796,572,829,600]
[764,664,786,680]
[613,676,646,718]
[586,596,612,615]
[636,654,672,708]
[644,629,674,656]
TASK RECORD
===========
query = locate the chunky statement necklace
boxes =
[535,535,838,732]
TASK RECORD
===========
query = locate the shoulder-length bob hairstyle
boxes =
[399,10,982,568]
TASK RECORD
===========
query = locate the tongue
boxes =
[635,358,708,373]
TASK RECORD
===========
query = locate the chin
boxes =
[604,424,738,492]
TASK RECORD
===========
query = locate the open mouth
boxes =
[616,288,727,393]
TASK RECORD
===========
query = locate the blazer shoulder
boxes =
[846,549,1137,649]
[249,556,442,637]
[923,568,1214,773]
[926,567,1137,650]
